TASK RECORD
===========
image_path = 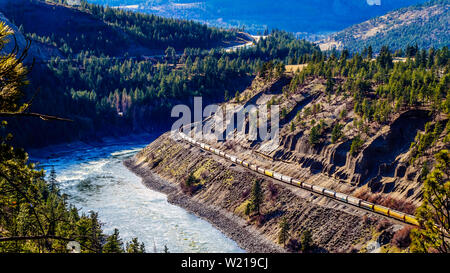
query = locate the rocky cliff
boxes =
[124,69,440,252]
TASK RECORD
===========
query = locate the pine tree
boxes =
[247,179,263,215]
[300,229,313,253]
[411,150,449,253]
[278,217,290,246]
[48,166,57,192]
[103,228,124,253]
[126,237,145,253]
[367,46,373,60]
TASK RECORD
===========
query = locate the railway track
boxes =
[178,133,421,227]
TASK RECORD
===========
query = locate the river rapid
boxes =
[30,135,244,253]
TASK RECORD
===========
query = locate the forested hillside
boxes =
[319,0,450,53]
[0,0,242,57]
[0,22,144,253]
[1,0,319,148]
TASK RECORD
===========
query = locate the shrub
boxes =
[376,219,393,232]
[267,181,278,201]
[331,123,344,143]
[242,188,250,199]
[181,172,201,195]
[286,238,301,252]
[200,170,210,180]
[391,226,413,248]
[350,135,364,156]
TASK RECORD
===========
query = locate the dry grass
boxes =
[285,64,307,74]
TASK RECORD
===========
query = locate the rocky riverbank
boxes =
[124,158,285,253]
[123,133,396,253]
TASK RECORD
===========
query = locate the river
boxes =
[30,134,244,253]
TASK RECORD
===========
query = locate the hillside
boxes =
[0,2,319,148]
[0,11,63,63]
[319,0,450,52]
[128,46,450,252]
[0,0,246,57]
[89,0,428,34]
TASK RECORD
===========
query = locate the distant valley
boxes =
[87,0,429,35]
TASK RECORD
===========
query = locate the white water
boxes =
[31,135,244,253]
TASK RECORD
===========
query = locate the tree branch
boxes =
[0,112,73,122]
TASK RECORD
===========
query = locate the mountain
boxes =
[318,0,450,52]
[87,0,428,34]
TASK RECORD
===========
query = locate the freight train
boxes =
[179,133,420,226]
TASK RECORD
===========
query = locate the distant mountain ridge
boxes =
[87,0,429,34]
[318,0,450,52]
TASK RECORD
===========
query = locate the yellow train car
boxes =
[405,215,420,226]
[264,170,274,177]
[388,210,406,221]
[373,205,390,216]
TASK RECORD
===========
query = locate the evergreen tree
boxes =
[411,150,449,253]
[103,228,124,253]
[300,229,313,253]
[278,217,290,246]
[126,237,145,253]
[48,166,57,192]
[246,179,263,215]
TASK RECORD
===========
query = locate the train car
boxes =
[404,215,420,226]
[388,210,406,222]
[242,161,249,168]
[312,185,325,194]
[200,143,205,149]
[335,192,348,203]
[281,175,292,184]
[257,167,265,174]
[204,145,211,151]
[250,164,258,171]
[230,156,237,163]
[347,196,361,207]
[323,189,335,198]
[273,172,282,181]
[292,179,302,187]
[360,200,375,210]
[225,154,232,160]
[264,170,274,177]
[236,158,243,165]
[219,151,226,157]
[373,205,390,216]
[214,149,220,155]
[302,182,313,190]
